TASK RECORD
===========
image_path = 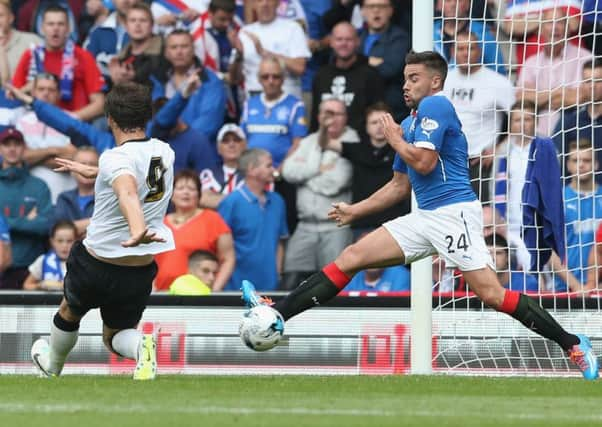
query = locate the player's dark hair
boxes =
[405,50,448,88]
[174,169,202,195]
[365,101,392,117]
[51,220,77,238]
[188,250,218,269]
[105,82,152,132]
[42,4,69,21]
[209,0,236,14]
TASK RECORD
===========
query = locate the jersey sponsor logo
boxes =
[420,117,439,139]
[246,124,289,134]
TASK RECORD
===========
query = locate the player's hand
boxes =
[121,228,166,247]
[380,113,403,147]
[328,202,355,227]
[54,157,98,179]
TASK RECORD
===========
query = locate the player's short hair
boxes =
[238,148,270,176]
[174,169,202,195]
[105,82,152,132]
[127,2,153,22]
[365,101,392,117]
[583,57,602,72]
[188,250,218,269]
[405,50,448,88]
[568,138,593,153]
[42,4,69,21]
[51,220,77,238]
[484,233,508,249]
[209,0,236,13]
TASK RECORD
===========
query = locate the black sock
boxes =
[273,271,341,321]
[510,294,579,351]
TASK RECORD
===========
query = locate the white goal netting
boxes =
[430,0,602,376]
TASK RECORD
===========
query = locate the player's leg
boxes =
[431,201,598,379]
[100,262,157,380]
[32,298,83,377]
[265,226,408,320]
[463,267,599,380]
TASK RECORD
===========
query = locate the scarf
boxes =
[28,39,75,102]
[41,251,65,282]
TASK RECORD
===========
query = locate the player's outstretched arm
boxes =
[112,174,166,247]
[54,157,99,179]
[328,171,410,227]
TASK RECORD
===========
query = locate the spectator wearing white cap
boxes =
[200,123,246,209]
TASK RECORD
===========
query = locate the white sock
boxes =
[48,322,79,375]
[111,329,143,360]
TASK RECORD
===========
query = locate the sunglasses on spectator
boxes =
[259,73,283,81]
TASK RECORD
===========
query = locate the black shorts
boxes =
[63,241,158,330]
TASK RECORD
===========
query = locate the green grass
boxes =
[0,375,600,427]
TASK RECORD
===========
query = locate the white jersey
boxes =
[84,138,175,258]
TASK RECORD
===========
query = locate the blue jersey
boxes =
[241,94,307,167]
[554,186,602,291]
[392,94,476,210]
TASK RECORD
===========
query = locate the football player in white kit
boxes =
[31,82,175,380]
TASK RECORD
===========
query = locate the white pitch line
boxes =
[0,402,602,422]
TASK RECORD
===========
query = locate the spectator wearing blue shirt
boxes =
[0,212,12,276]
[345,266,410,292]
[150,30,226,142]
[54,146,98,239]
[0,128,52,289]
[241,56,307,232]
[218,148,288,291]
[551,139,602,293]
[359,0,410,122]
[553,59,602,183]
[84,0,133,79]
[486,234,539,293]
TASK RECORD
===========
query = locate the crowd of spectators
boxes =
[0,0,600,296]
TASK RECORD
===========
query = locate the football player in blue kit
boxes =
[242,51,599,380]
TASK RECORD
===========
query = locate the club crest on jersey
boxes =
[276,107,290,121]
[421,117,439,138]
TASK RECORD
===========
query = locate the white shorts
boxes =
[382,200,494,271]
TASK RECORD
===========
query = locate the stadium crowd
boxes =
[0,0,600,295]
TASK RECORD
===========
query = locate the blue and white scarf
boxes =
[41,251,65,282]
[28,39,75,102]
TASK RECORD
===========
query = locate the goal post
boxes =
[410,0,435,375]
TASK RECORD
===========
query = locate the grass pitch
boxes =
[0,375,600,427]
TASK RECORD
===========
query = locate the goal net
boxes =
[428,0,602,377]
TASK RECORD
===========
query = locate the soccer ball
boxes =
[239,305,284,351]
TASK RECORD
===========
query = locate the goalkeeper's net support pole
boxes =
[410,0,434,375]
